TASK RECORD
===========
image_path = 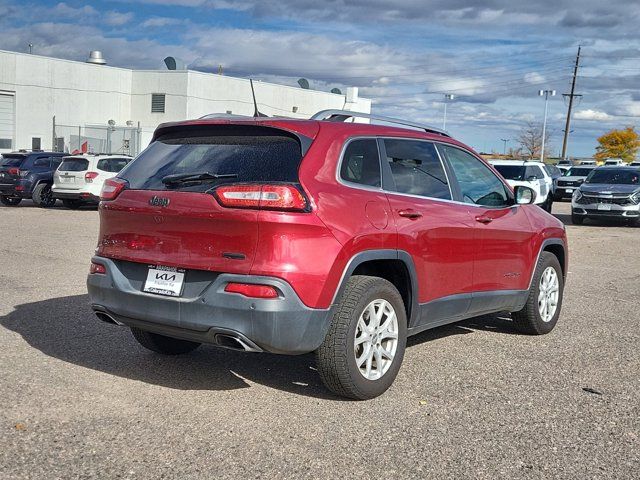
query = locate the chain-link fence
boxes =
[52,118,142,156]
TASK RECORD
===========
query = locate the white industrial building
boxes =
[0,49,371,155]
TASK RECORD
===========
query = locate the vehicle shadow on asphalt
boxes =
[1,294,517,399]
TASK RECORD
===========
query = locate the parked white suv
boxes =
[52,154,132,208]
[489,160,554,212]
[604,158,624,166]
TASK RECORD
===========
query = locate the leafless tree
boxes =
[517,122,552,159]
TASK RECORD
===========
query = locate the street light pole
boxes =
[539,89,556,162]
[443,94,454,130]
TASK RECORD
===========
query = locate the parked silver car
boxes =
[554,165,596,201]
[571,166,640,226]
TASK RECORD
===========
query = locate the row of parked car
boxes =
[488,158,640,226]
[0,151,132,208]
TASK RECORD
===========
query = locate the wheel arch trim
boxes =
[527,238,567,290]
[330,249,420,325]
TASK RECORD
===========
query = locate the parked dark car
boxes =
[544,164,562,197]
[0,151,67,207]
[571,166,640,225]
[554,165,596,201]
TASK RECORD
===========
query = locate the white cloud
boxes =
[524,72,545,84]
[141,17,183,28]
[104,11,134,26]
[574,109,612,120]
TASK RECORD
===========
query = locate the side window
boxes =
[110,158,130,173]
[340,139,381,188]
[440,145,511,207]
[526,166,544,180]
[384,139,450,200]
[33,157,50,168]
[97,159,110,171]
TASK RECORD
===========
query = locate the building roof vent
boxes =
[164,56,186,70]
[86,51,106,65]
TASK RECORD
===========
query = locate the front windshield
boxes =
[585,169,640,185]
[493,164,525,180]
[565,167,593,177]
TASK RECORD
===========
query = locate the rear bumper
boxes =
[53,190,99,202]
[0,182,32,197]
[0,184,17,196]
[87,256,332,355]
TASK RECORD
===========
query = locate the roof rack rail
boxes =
[310,109,450,137]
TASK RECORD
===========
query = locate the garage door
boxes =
[0,94,15,151]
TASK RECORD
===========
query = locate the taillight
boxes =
[224,282,279,299]
[85,171,99,183]
[89,262,106,274]
[214,184,308,211]
[8,167,19,175]
[19,170,29,177]
[100,178,128,201]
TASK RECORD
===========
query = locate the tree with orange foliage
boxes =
[594,127,640,163]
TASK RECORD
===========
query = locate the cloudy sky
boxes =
[1,0,640,156]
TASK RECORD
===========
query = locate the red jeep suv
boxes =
[88,110,568,399]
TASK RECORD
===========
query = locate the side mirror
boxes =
[526,175,538,182]
[514,186,536,205]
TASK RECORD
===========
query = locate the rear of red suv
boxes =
[89,115,568,400]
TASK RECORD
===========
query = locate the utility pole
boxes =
[500,138,509,155]
[561,46,582,160]
[539,89,556,162]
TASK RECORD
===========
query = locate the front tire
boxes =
[130,327,201,355]
[32,183,56,208]
[512,252,564,335]
[315,275,407,400]
[0,195,21,206]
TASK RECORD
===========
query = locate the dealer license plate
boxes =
[143,265,185,297]
[60,176,75,184]
[566,188,573,193]
[597,203,612,211]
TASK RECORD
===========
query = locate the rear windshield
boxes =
[493,164,525,180]
[586,169,639,185]
[119,126,304,191]
[1,155,26,167]
[59,158,90,172]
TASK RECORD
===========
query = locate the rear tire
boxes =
[512,252,564,335]
[543,195,553,213]
[62,199,82,210]
[130,327,201,355]
[32,183,56,208]
[0,195,21,206]
[315,275,407,400]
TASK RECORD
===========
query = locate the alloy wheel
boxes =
[538,266,559,322]
[354,299,399,380]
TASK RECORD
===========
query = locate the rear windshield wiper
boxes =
[161,172,238,186]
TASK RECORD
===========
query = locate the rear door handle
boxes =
[475,215,493,224]
[398,209,422,219]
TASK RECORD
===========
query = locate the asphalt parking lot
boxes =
[1,200,638,479]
